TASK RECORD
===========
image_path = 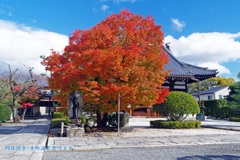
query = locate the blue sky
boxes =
[0,0,240,79]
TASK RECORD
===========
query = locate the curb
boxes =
[201,125,240,132]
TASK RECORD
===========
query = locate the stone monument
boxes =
[67,91,84,137]
[68,91,83,119]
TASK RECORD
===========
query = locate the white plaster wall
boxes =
[194,94,214,101]
[214,87,230,99]
[193,87,230,101]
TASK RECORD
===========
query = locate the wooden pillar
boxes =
[197,80,200,105]
[147,108,151,118]
[48,96,51,116]
[129,107,133,117]
[185,82,188,93]
[169,81,175,91]
[131,107,134,116]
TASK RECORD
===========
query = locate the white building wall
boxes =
[193,87,230,101]
[214,87,230,99]
[196,94,214,101]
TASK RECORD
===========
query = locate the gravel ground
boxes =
[101,127,240,137]
[43,143,240,160]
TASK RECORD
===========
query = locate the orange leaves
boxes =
[155,88,170,104]
[18,85,40,104]
[79,81,100,104]
[41,10,169,111]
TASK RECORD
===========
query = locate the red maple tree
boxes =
[18,85,41,120]
[42,10,169,126]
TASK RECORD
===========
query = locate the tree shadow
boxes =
[202,125,240,129]
[178,155,240,160]
[0,116,50,135]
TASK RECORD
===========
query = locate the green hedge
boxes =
[229,117,240,122]
[150,120,201,129]
[0,104,11,123]
[51,117,71,128]
[204,99,237,119]
[53,112,64,118]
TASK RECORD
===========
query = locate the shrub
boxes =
[51,117,71,128]
[229,117,240,122]
[204,99,237,119]
[153,91,200,121]
[53,112,64,118]
[0,104,11,123]
[81,114,87,124]
[150,120,201,129]
[107,112,130,127]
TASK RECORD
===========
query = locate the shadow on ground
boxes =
[178,155,240,160]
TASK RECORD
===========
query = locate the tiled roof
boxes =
[192,86,228,96]
[163,44,218,80]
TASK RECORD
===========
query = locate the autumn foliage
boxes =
[18,85,40,104]
[42,10,169,114]
[156,88,170,104]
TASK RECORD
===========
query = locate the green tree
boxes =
[153,91,200,121]
[0,104,11,123]
[227,81,240,110]
[188,77,235,94]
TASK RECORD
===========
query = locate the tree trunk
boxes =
[11,107,15,122]
[101,112,108,127]
[22,108,26,120]
[96,111,108,128]
[12,103,20,123]
[96,110,102,127]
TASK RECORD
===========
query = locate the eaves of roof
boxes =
[163,45,218,79]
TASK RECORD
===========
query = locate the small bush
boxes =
[107,112,130,127]
[51,117,71,128]
[81,114,87,124]
[229,117,240,122]
[0,104,11,123]
[153,91,200,121]
[53,112,65,118]
[53,112,64,118]
[150,120,201,129]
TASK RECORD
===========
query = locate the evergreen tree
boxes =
[227,73,240,115]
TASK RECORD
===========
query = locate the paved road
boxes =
[0,117,50,160]
[43,143,240,160]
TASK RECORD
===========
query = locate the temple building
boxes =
[132,44,218,117]
[162,44,218,92]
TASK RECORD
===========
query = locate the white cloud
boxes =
[164,32,240,75]
[0,20,68,74]
[100,4,109,12]
[0,4,12,16]
[171,18,185,32]
[113,0,136,4]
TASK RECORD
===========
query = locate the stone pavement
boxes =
[47,117,240,152]
[47,128,240,151]
[201,118,240,131]
[0,116,240,159]
[0,117,50,160]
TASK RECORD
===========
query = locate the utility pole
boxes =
[117,92,120,136]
